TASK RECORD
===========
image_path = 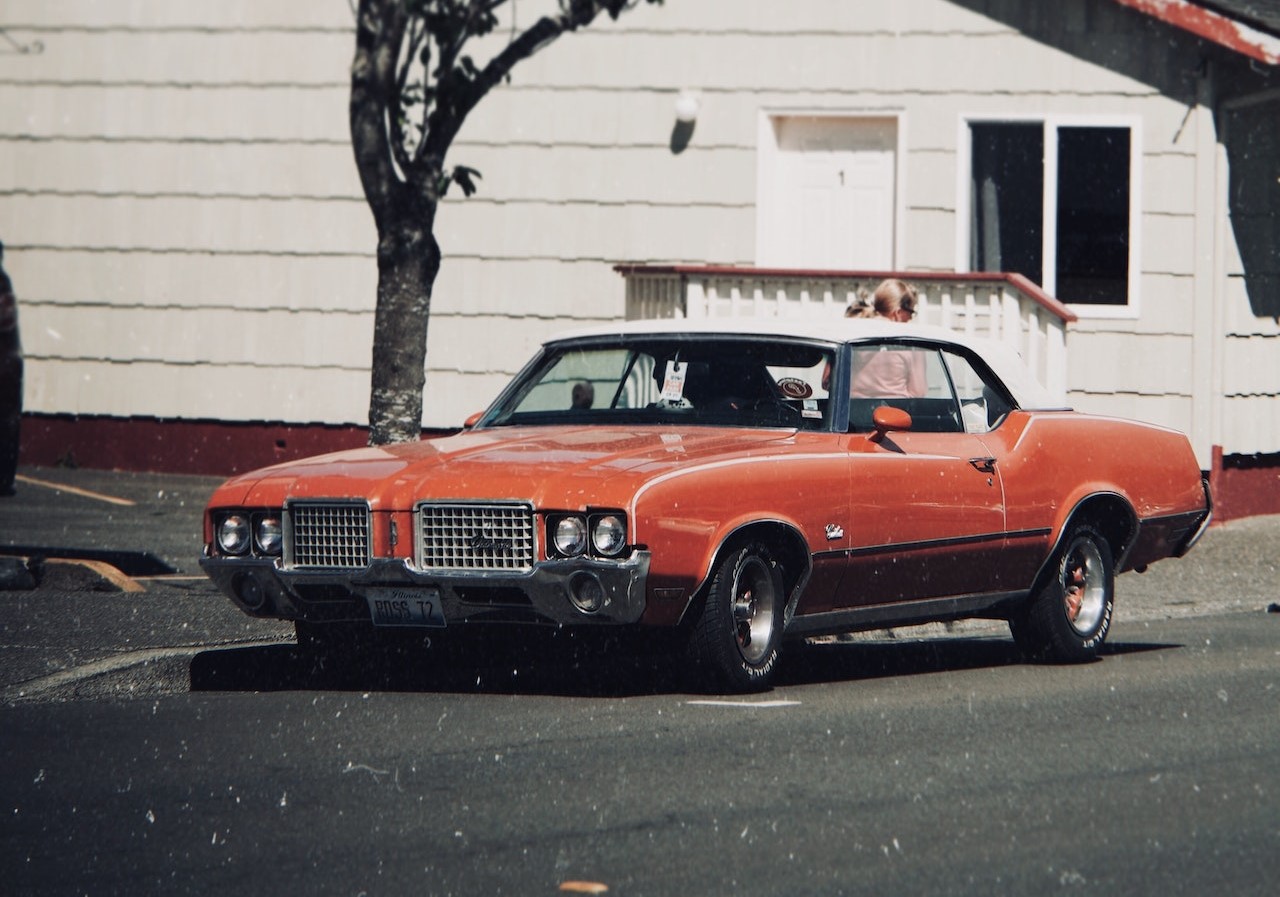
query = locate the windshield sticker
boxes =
[660,360,688,403]
[776,377,813,399]
[802,399,822,420]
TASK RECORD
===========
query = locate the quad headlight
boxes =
[217,514,251,555]
[553,516,588,557]
[254,514,283,556]
[549,512,628,559]
[592,514,627,557]
[215,509,283,557]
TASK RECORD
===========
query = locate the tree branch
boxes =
[350,0,410,226]
[424,10,573,158]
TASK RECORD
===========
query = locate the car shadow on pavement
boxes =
[189,640,687,698]
[778,636,1176,688]
[188,633,1180,699]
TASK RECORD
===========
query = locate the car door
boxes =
[835,342,1008,608]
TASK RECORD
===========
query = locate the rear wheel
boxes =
[1010,525,1114,662]
[686,541,784,692]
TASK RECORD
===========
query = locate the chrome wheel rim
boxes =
[731,557,776,665]
[1062,538,1106,635]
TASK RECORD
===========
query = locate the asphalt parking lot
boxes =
[3,467,1279,896]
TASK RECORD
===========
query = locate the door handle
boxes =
[968,457,996,474]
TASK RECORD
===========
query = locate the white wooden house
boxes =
[0,0,1276,518]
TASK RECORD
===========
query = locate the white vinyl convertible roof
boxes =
[552,317,1065,411]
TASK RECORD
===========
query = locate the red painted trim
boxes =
[1208,444,1280,522]
[17,414,454,477]
[1111,0,1280,65]
[614,264,1077,323]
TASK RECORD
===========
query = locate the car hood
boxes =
[213,425,799,511]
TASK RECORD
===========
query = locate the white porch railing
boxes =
[615,265,1077,404]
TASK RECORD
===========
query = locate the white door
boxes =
[759,116,898,270]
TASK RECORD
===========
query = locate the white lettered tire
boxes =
[687,541,784,692]
[1011,524,1115,662]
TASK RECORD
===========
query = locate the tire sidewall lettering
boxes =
[1080,599,1112,651]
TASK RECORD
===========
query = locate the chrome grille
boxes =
[417,503,535,572]
[288,502,371,569]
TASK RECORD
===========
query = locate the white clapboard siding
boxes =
[3,141,363,199]
[0,0,1273,455]
[6,195,369,256]
[26,305,371,371]
[12,250,377,312]
[1066,392,1194,435]
[6,0,353,28]
[0,84,350,142]
[1223,337,1280,397]
[438,144,755,206]
[23,359,369,424]
[1221,395,1280,455]
[17,33,350,86]
[1225,279,1280,337]
[1067,332,1196,397]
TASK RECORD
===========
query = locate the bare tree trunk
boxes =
[349,0,662,445]
[367,202,440,445]
[350,0,442,446]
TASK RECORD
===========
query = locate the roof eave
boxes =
[1112,0,1280,65]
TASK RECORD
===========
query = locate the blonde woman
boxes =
[849,278,926,398]
[870,277,918,322]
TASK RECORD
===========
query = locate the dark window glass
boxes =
[969,122,1132,306]
[1056,126,1130,305]
[970,123,1043,285]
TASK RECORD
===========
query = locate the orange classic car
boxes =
[201,319,1211,691]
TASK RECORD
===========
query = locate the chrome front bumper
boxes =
[199,551,651,627]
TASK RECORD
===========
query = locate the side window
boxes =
[940,349,1013,433]
[847,344,962,433]
[849,344,932,400]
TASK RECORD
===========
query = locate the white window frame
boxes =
[756,109,908,270]
[955,113,1143,320]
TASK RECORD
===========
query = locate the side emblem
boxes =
[825,523,844,541]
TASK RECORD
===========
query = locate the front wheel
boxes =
[686,541,785,692]
[1010,525,1115,662]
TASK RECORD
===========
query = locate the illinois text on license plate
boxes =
[364,587,446,628]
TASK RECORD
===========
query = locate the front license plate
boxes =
[364,587,446,628]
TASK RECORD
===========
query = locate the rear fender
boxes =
[1034,492,1137,592]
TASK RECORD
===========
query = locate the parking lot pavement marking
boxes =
[4,637,289,703]
[47,558,145,593]
[15,474,137,507]
[686,699,802,708]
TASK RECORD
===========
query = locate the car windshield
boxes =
[481,336,836,430]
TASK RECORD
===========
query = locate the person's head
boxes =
[844,301,874,318]
[571,380,594,409]
[872,278,918,323]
